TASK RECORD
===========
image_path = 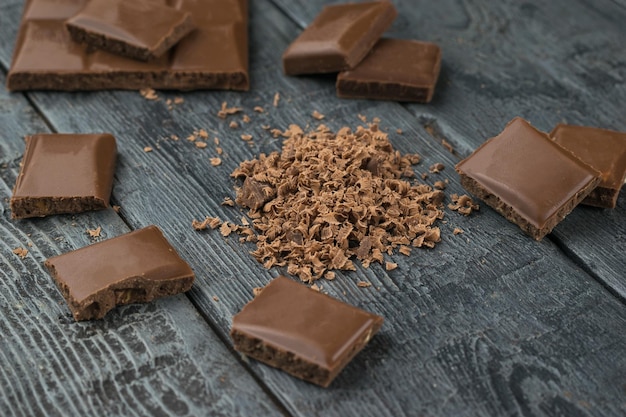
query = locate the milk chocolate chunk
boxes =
[7,0,248,91]
[282,1,397,75]
[10,133,116,219]
[550,124,626,208]
[231,276,383,387]
[45,226,195,321]
[337,39,441,103]
[455,118,601,240]
[66,0,195,61]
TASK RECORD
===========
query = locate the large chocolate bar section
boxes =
[7,0,248,91]
[282,1,397,75]
[231,276,383,387]
[45,225,195,321]
[550,124,626,208]
[11,133,117,219]
[337,38,441,103]
[455,117,601,240]
[66,0,195,62]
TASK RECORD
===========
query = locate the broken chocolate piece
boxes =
[231,276,383,387]
[45,225,195,321]
[282,1,397,75]
[337,38,441,103]
[550,124,626,208]
[455,117,601,240]
[10,133,117,219]
[66,0,195,61]
[7,0,248,91]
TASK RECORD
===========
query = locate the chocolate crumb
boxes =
[448,193,480,216]
[196,141,208,149]
[358,114,367,123]
[213,296,219,301]
[453,227,464,235]
[357,281,372,288]
[13,247,28,259]
[442,139,454,153]
[217,102,243,119]
[216,147,224,155]
[254,106,265,113]
[241,134,253,141]
[143,146,153,152]
[242,115,251,123]
[187,134,196,141]
[262,125,271,130]
[429,163,445,173]
[396,129,403,135]
[174,97,184,105]
[210,157,222,167]
[385,262,398,271]
[229,121,239,129]
[222,197,235,206]
[312,110,325,120]
[198,129,209,139]
[139,88,158,101]
[253,287,263,297]
[434,180,447,190]
[112,205,121,213]
[324,271,336,280]
[170,134,179,141]
[310,284,321,292]
[273,92,280,107]
[87,226,102,238]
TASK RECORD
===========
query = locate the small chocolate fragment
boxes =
[10,133,116,219]
[7,0,248,91]
[66,0,195,61]
[550,124,626,208]
[231,276,383,387]
[45,225,195,321]
[455,118,601,240]
[337,39,441,103]
[282,1,397,75]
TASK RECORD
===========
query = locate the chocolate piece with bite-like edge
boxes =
[66,0,195,62]
[45,225,195,321]
[336,38,441,103]
[282,1,397,75]
[10,133,116,219]
[455,117,601,240]
[550,124,626,208]
[230,276,383,387]
[7,0,248,91]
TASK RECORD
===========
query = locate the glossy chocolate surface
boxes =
[45,225,195,320]
[282,1,397,75]
[550,124,626,207]
[231,276,383,385]
[337,38,441,102]
[66,0,194,61]
[456,118,600,228]
[7,0,248,91]
[11,133,116,218]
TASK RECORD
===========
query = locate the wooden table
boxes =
[1,0,625,416]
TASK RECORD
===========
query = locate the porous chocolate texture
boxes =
[456,117,601,240]
[10,133,117,219]
[45,226,195,321]
[231,276,383,387]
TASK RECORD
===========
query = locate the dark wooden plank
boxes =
[272,0,626,300]
[1,1,625,417]
[0,78,285,416]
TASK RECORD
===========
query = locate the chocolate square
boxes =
[550,124,626,208]
[282,1,397,75]
[455,118,601,240]
[336,38,441,103]
[45,225,195,321]
[66,0,195,61]
[10,133,117,219]
[231,276,383,387]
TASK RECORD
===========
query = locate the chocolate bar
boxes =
[66,0,195,61]
[231,276,383,387]
[7,0,248,91]
[455,118,601,240]
[550,124,626,208]
[45,225,195,321]
[282,1,397,75]
[336,38,441,103]
[10,133,116,219]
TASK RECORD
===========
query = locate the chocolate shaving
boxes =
[448,193,480,215]
[226,124,445,282]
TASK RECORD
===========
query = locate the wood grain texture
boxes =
[0,0,625,416]
[273,0,626,300]
[0,73,285,416]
